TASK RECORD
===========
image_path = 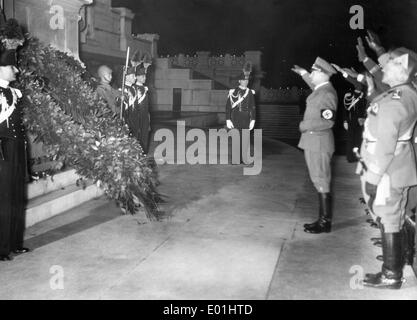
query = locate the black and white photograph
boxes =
[0,0,416,305]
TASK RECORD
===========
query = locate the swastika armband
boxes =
[320,109,335,120]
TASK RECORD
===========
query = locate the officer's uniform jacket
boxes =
[360,84,417,190]
[225,87,256,129]
[298,79,338,153]
[0,80,24,141]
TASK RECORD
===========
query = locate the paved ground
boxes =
[0,136,416,300]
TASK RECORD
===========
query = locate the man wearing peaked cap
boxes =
[311,57,337,76]
[291,57,338,234]
[358,46,417,289]
[226,61,256,164]
[0,16,30,261]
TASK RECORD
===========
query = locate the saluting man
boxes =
[358,47,417,289]
[292,57,338,234]
[0,18,30,261]
[226,62,256,164]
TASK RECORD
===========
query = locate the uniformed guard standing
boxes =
[121,66,138,136]
[133,67,151,154]
[292,57,338,234]
[226,62,256,164]
[0,17,30,261]
[358,47,417,289]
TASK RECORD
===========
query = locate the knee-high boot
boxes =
[304,193,332,233]
[402,216,415,266]
[363,230,404,289]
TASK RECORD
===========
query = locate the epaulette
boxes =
[228,89,234,96]
[391,89,402,100]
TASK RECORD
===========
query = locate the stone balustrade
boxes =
[259,86,311,104]
[160,51,263,90]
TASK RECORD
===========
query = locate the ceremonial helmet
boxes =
[232,61,252,81]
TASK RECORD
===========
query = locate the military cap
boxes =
[311,57,337,75]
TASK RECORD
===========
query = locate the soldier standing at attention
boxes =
[133,67,151,154]
[291,57,338,234]
[358,47,417,289]
[0,18,30,261]
[226,62,256,164]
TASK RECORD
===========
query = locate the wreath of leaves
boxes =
[17,38,164,220]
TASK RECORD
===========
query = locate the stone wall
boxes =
[5,0,93,59]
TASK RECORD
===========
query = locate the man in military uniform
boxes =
[226,62,256,164]
[121,66,138,134]
[358,47,417,289]
[133,67,151,154]
[0,18,29,261]
[342,87,367,163]
[292,57,338,234]
[96,65,122,116]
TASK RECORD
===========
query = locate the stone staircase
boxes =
[26,169,104,228]
[151,58,228,125]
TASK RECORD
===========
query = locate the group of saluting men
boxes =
[290,30,417,290]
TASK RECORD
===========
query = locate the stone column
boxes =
[112,7,135,51]
[135,33,160,58]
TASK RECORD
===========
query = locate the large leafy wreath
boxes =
[17,38,164,220]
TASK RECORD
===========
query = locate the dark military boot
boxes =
[303,193,323,230]
[363,231,404,289]
[304,193,332,234]
[402,216,415,266]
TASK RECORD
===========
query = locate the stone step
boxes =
[154,68,192,80]
[155,79,213,90]
[27,169,80,200]
[26,182,104,228]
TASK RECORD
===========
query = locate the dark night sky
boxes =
[113,0,417,88]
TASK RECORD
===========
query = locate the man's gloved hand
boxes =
[343,67,359,79]
[226,119,234,129]
[343,121,348,131]
[365,181,378,212]
[291,65,307,76]
[365,30,385,56]
[356,37,368,62]
[249,120,255,131]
